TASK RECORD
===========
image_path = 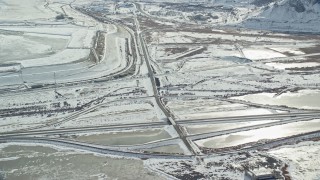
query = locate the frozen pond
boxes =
[232,90,320,110]
[0,144,164,180]
[0,32,68,62]
[196,119,320,149]
[71,129,171,146]
[185,120,277,135]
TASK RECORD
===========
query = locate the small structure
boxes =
[244,169,283,180]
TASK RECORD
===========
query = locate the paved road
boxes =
[0,7,135,90]
[0,121,167,138]
[2,111,318,136]
[0,137,192,159]
[162,95,308,112]
[78,5,196,155]
[2,1,319,158]
[133,5,198,155]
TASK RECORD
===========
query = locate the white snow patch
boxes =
[266,62,320,70]
[20,49,90,67]
[269,141,320,180]
[67,29,96,48]
[242,48,286,60]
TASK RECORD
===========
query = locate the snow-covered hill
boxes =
[244,0,320,33]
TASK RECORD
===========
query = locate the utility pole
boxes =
[19,64,25,85]
[54,72,57,94]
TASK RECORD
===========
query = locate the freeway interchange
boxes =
[1,1,320,176]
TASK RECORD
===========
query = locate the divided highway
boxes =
[0,137,192,160]
[1,1,320,160]
[133,6,198,155]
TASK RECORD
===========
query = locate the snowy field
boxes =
[0,0,56,21]
[60,98,166,128]
[1,0,320,179]
[165,98,281,120]
[269,141,320,180]
[0,31,68,63]
[0,144,163,180]
[0,26,95,67]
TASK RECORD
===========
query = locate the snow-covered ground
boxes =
[166,98,281,120]
[0,32,68,63]
[269,141,320,180]
[67,29,96,49]
[266,62,320,70]
[242,48,287,60]
[0,26,95,67]
[0,0,56,21]
[1,0,320,179]
[0,144,163,180]
[21,49,90,67]
[0,77,148,132]
[244,0,320,33]
[60,99,163,128]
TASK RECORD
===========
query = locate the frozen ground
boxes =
[266,62,320,70]
[0,144,163,180]
[0,32,68,62]
[165,98,281,120]
[269,141,320,180]
[1,0,320,179]
[244,0,320,33]
[60,98,165,128]
[0,26,94,67]
[69,128,172,146]
[0,0,56,21]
